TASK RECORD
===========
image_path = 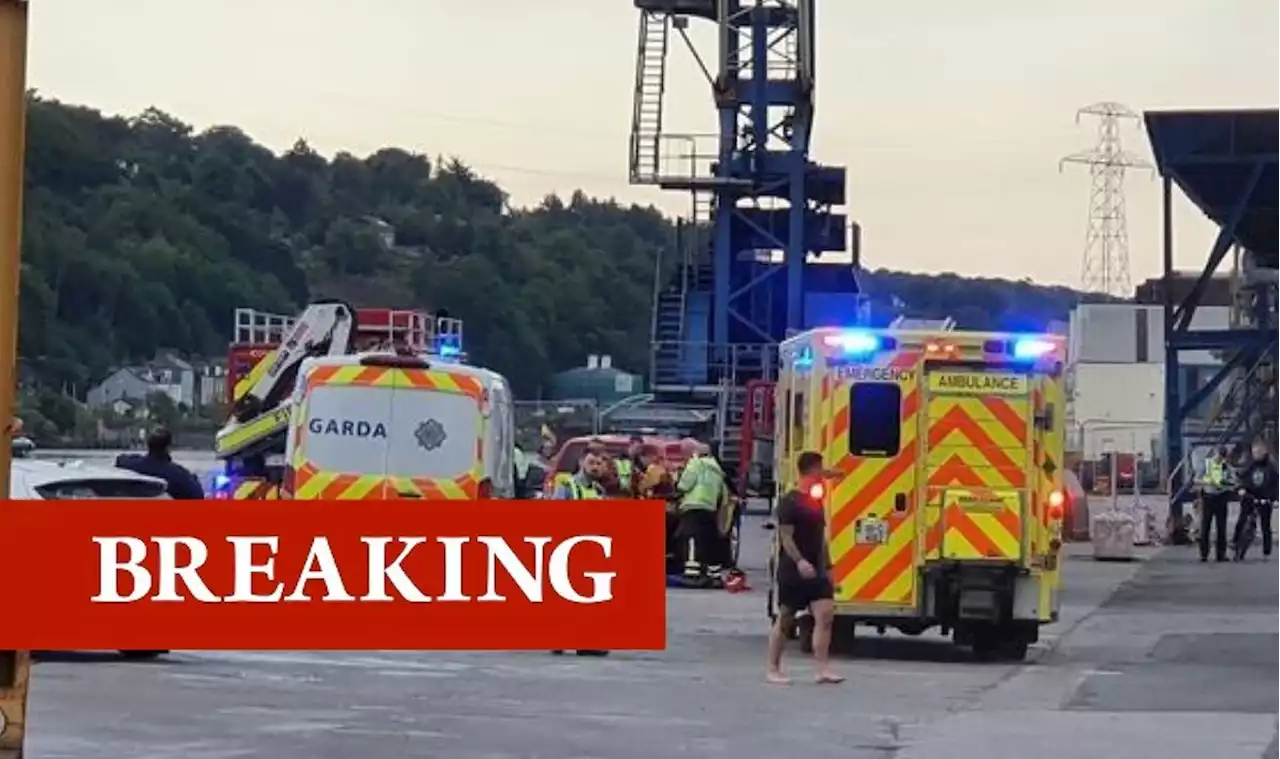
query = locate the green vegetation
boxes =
[18,95,1094,408]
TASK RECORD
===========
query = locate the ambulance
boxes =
[281,352,516,499]
[768,322,1069,660]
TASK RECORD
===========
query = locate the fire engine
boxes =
[768,320,1070,661]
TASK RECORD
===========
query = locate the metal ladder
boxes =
[629,11,670,184]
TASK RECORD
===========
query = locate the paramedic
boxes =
[675,440,725,581]
[549,446,608,657]
[116,427,205,500]
[766,450,843,685]
[1234,440,1278,559]
[1198,446,1233,563]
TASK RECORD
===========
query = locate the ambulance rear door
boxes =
[920,366,1032,564]
[822,352,921,613]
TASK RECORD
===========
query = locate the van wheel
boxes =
[119,650,167,660]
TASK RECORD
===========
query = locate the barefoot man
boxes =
[766,450,844,685]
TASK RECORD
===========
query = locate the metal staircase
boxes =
[628,10,670,184]
[718,384,747,477]
[1169,347,1277,504]
[652,289,686,385]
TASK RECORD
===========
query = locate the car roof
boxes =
[10,458,167,497]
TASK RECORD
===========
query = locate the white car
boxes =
[10,457,172,500]
[10,457,172,660]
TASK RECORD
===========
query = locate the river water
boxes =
[30,449,220,475]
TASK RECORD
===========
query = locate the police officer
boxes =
[116,427,205,500]
[675,440,726,583]
[550,447,608,656]
[1198,446,1233,562]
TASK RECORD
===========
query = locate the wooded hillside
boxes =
[18,96,1094,398]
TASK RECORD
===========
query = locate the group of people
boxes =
[550,434,738,583]
[1195,439,1277,563]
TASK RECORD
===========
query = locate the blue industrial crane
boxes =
[628,0,863,398]
[1144,109,1277,540]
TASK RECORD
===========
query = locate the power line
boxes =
[1059,102,1152,297]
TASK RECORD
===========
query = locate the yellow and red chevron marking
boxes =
[287,461,481,500]
[285,362,486,500]
[231,479,281,500]
[303,364,485,401]
[825,350,921,606]
[923,391,1029,561]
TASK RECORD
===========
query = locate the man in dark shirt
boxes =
[1234,440,1278,559]
[766,450,844,685]
[116,427,205,500]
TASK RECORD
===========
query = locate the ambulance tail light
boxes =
[1047,489,1067,521]
[361,354,431,369]
[925,341,958,356]
[477,478,494,499]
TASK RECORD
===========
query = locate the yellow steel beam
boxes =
[0,1,30,757]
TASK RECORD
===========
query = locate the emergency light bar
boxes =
[822,331,895,355]
[1011,338,1055,359]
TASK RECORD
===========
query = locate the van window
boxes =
[849,383,901,457]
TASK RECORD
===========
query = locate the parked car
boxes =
[9,457,172,660]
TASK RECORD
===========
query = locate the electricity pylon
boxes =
[1060,102,1152,297]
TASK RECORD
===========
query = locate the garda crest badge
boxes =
[415,419,447,451]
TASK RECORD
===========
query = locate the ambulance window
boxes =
[790,391,805,452]
[782,389,793,452]
[849,383,901,457]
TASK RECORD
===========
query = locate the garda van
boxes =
[282,351,516,500]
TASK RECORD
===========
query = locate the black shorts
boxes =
[777,576,834,612]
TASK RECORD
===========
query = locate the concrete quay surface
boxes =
[25,518,1278,759]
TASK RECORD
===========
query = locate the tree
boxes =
[19,94,1101,407]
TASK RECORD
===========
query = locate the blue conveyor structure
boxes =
[628,0,861,397]
[1144,109,1278,522]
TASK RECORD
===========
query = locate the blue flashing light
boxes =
[213,473,231,491]
[823,330,879,355]
[1012,338,1055,360]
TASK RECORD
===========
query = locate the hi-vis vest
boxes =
[678,456,721,512]
[615,458,634,492]
[1203,457,1228,491]
[569,478,602,500]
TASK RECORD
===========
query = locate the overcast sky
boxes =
[23,0,1279,287]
